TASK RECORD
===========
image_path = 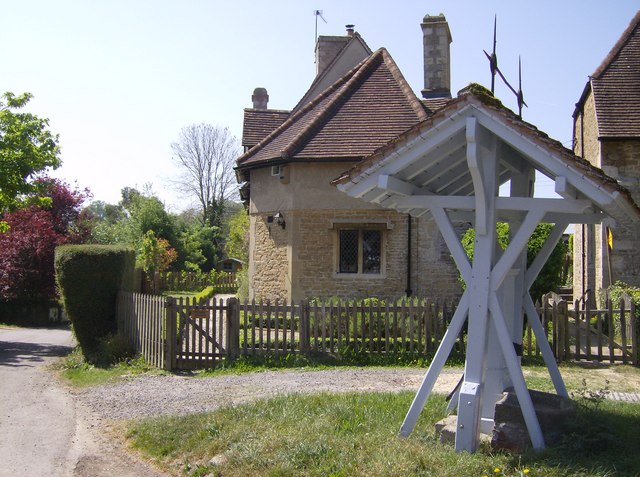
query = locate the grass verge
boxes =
[126,391,640,477]
[56,347,166,387]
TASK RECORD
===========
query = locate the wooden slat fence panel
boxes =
[117,291,166,369]
[119,292,638,370]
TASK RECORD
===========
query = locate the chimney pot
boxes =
[251,87,269,109]
[346,24,355,36]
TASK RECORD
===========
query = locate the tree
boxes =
[225,208,249,263]
[170,123,240,225]
[87,186,178,250]
[0,92,61,229]
[460,222,567,300]
[136,230,177,275]
[0,178,90,301]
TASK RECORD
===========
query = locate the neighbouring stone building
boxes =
[572,11,640,302]
[236,15,462,302]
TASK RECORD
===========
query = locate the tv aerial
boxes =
[314,9,327,42]
[483,15,527,118]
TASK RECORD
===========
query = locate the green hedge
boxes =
[54,245,135,358]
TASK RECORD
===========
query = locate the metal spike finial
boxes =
[483,14,528,118]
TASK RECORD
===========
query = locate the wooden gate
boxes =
[164,297,240,370]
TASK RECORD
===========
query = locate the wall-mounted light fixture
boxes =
[274,211,286,229]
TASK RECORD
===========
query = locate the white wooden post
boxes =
[455,117,498,452]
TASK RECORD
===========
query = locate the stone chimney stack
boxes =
[252,87,269,109]
[315,27,353,75]
[421,14,452,99]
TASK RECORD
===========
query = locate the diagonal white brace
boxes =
[399,291,470,437]
[489,293,545,449]
[524,295,568,398]
[431,207,472,282]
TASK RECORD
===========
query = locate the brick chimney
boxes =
[315,25,354,75]
[252,87,269,109]
[421,14,452,99]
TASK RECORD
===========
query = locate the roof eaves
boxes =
[332,84,640,220]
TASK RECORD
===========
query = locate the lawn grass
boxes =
[126,391,640,477]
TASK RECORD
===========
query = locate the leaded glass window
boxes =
[339,229,359,273]
[362,230,381,273]
[338,227,382,274]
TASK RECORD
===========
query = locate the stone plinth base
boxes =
[434,388,576,452]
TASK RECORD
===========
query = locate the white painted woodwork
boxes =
[335,96,639,453]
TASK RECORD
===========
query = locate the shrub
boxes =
[460,222,567,300]
[55,244,135,359]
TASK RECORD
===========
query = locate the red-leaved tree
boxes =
[0,178,91,301]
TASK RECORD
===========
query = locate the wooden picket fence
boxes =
[117,291,639,370]
[117,292,167,368]
[524,293,638,365]
[140,271,238,294]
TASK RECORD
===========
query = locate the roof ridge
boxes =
[283,49,386,158]
[592,10,640,78]
[236,58,365,166]
[380,49,429,121]
[243,108,291,114]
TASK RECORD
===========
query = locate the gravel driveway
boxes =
[76,368,463,422]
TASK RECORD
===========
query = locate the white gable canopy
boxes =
[333,84,640,453]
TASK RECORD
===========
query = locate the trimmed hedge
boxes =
[55,245,135,357]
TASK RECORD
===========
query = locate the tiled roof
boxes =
[236,48,428,169]
[242,109,290,149]
[591,10,640,138]
[333,84,640,219]
[422,97,451,114]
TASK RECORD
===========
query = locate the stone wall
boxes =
[573,90,640,297]
[249,213,290,301]
[573,92,602,301]
[248,161,464,302]
[250,207,463,302]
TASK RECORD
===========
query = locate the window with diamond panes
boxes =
[339,229,359,273]
[362,230,381,273]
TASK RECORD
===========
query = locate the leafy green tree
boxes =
[460,222,567,300]
[0,92,61,230]
[225,208,249,263]
[136,230,177,275]
[87,187,178,252]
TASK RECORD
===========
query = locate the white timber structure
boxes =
[333,86,640,452]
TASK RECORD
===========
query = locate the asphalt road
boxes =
[0,326,76,476]
[0,326,164,477]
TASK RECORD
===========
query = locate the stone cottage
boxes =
[236,15,463,302]
[572,10,640,302]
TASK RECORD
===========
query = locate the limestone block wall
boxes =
[601,140,640,288]
[573,91,640,296]
[247,161,464,302]
[573,92,603,301]
[249,214,290,302]
[252,207,463,302]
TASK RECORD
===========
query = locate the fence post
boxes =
[164,297,176,371]
[300,300,310,354]
[226,298,240,359]
[631,298,638,366]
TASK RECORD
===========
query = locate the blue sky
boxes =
[3,1,638,211]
